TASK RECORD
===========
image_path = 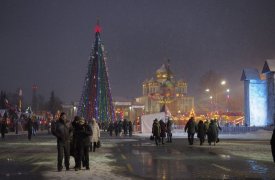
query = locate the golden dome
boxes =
[156,64,173,81]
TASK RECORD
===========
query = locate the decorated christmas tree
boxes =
[77,21,115,122]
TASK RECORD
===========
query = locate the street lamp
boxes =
[129,106,132,122]
[204,80,228,113]
[209,96,213,114]
[73,106,77,117]
[226,89,230,112]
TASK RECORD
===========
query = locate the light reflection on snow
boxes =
[219,154,231,160]
[247,160,268,174]
[6,142,56,146]
[33,162,53,165]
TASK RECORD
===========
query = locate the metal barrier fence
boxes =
[219,126,273,134]
[173,125,273,134]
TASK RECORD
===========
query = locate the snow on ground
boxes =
[41,146,132,180]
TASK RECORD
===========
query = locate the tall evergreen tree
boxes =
[78,21,115,122]
[48,91,62,115]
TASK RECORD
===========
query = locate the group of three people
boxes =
[185,117,222,146]
[152,118,173,146]
[52,112,100,171]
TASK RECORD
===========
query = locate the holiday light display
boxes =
[77,21,115,122]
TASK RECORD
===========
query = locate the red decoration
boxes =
[95,25,101,33]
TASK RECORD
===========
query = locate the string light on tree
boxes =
[77,20,115,122]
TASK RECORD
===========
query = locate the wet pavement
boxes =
[0,132,274,179]
[111,137,274,179]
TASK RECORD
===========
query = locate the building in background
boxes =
[61,102,78,121]
[136,61,194,117]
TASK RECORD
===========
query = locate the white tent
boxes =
[141,112,165,133]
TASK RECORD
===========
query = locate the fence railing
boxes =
[218,126,273,134]
[172,125,273,134]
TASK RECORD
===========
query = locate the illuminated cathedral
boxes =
[135,61,194,116]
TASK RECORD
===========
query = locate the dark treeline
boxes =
[0,90,62,114]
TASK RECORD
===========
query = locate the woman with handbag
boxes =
[90,118,100,152]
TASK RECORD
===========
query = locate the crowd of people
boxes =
[106,119,133,137]
[0,111,48,141]
[51,112,101,172]
[2,111,275,168]
[151,117,222,146]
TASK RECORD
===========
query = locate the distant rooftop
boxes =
[262,59,275,73]
[241,68,260,81]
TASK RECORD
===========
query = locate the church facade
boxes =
[135,62,194,116]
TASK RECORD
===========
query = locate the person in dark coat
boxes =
[118,120,123,136]
[159,120,167,145]
[107,121,114,136]
[54,112,72,171]
[0,117,7,140]
[185,117,197,145]
[270,128,275,163]
[71,116,80,166]
[166,118,173,143]
[123,119,128,136]
[26,116,34,141]
[103,121,108,132]
[207,120,218,146]
[214,119,222,143]
[50,116,57,136]
[197,120,207,145]
[74,117,92,171]
[128,121,133,137]
[114,121,119,136]
[152,119,160,146]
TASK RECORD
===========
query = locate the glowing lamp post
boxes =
[226,89,230,112]
[209,96,213,114]
[73,106,77,117]
[221,80,226,85]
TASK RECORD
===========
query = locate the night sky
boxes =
[1,0,275,109]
